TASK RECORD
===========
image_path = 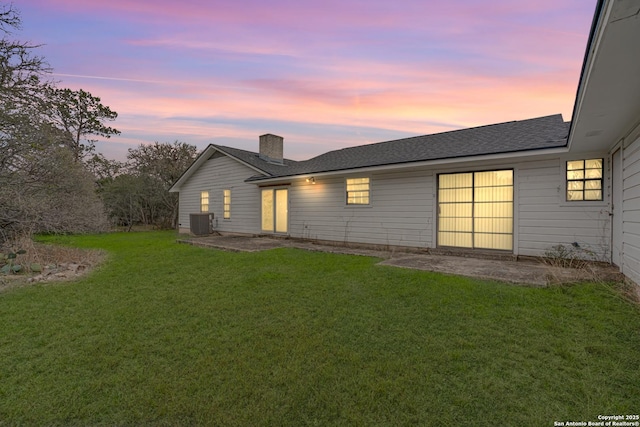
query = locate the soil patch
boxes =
[0,241,106,293]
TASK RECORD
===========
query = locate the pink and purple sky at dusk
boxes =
[17,0,596,161]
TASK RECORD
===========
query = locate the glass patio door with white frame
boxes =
[438,170,513,251]
[261,188,288,234]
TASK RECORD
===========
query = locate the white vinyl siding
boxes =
[621,135,640,284]
[517,158,609,259]
[289,170,433,248]
[177,150,613,263]
[286,157,609,256]
[438,170,513,251]
[178,153,260,233]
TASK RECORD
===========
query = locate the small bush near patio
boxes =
[0,231,638,426]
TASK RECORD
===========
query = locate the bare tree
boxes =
[0,3,111,243]
[0,4,50,97]
[0,143,109,242]
[0,3,52,171]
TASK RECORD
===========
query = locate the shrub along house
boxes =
[170,0,640,286]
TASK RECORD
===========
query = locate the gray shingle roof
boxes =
[211,145,301,177]
[215,114,569,182]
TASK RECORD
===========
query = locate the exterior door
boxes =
[611,148,622,266]
[261,188,288,233]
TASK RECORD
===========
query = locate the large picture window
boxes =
[346,177,370,205]
[438,170,513,251]
[566,159,603,201]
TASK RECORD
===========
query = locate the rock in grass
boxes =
[30,263,42,273]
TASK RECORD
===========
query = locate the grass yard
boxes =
[0,231,639,426]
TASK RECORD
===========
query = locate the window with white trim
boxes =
[566,159,603,201]
[200,191,209,212]
[346,177,370,205]
[223,189,231,219]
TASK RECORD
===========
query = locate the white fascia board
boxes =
[250,146,570,184]
[169,145,215,192]
[568,0,612,151]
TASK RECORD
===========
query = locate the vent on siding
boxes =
[190,213,214,236]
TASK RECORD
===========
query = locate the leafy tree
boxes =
[98,142,196,230]
[125,141,197,228]
[85,152,124,190]
[100,174,147,231]
[47,87,120,162]
[126,141,198,187]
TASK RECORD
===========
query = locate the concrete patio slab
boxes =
[178,235,623,286]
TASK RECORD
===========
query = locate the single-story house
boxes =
[170,0,640,286]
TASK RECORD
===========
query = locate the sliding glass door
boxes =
[261,188,288,233]
[438,170,513,251]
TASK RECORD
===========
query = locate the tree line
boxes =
[0,4,197,245]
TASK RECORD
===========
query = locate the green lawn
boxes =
[1,231,638,426]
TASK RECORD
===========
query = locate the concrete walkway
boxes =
[178,235,622,286]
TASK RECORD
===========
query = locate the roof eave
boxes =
[566,0,608,151]
[169,144,215,193]
[568,0,640,153]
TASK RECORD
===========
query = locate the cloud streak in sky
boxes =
[52,73,170,85]
[19,0,596,161]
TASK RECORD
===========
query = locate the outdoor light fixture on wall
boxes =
[306,177,316,184]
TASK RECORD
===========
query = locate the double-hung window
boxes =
[346,177,370,205]
[223,189,231,219]
[200,191,209,212]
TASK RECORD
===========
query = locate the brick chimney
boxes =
[259,134,284,164]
